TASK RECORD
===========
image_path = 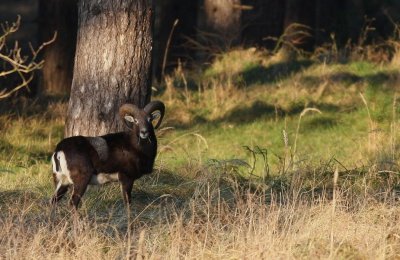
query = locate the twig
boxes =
[161,19,179,80]
[0,17,55,99]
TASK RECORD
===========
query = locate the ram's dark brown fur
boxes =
[51,101,165,209]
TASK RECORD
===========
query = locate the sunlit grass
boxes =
[1,50,400,258]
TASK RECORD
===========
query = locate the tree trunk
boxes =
[276,0,315,61]
[39,0,78,95]
[202,0,242,48]
[241,0,285,48]
[153,0,198,80]
[65,0,153,137]
[315,0,336,45]
[346,0,365,42]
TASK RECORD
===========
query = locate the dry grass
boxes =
[3,40,400,259]
[1,174,400,259]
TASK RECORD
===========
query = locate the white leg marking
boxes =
[55,181,62,193]
[51,153,57,173]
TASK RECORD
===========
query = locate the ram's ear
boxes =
[124,115,135,123]
[123,115,136,129]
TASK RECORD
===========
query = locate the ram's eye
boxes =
[133,118,139,124]
[147,117,152,122]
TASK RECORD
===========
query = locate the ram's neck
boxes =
[130,133,157,175]
[129,133,157,158]
[141,137,157,158]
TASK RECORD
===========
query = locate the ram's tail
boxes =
[51,152,60,173]
[51,151,73,192]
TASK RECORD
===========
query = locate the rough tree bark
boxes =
[39,0,77,95]
[203,0,242,47]
[65,0,153,137]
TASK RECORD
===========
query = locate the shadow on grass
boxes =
[365,71,399,86]
[172,100,342,130]
[0,139,14,151]
[222,101,277,124]
[303,115,339,130]
[85,170,192,214]
[0,94,69,117]
[240,60,313,86]
[302,70,399,88]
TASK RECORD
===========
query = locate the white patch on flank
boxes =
[89,173,119,185]
[52,151,74,192]
[86,137,109,161]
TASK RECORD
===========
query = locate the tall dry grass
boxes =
[3,25,400,259]
[1,168,400,259]
[2,85,400,259]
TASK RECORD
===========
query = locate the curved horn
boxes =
[144,101,165,129]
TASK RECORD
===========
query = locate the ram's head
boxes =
[119,101,165,140]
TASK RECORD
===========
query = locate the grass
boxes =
[1,48,400,258]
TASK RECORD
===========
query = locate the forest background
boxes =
[2,0,400,258]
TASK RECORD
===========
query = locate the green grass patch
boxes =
[2,48,400,259]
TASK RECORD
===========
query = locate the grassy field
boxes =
[1,48,400,259]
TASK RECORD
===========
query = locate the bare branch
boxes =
[0,16,55,99]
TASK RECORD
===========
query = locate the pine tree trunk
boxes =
[203,0,241,47]
[346,0,365,42]
[65,0,153,137]
[153,0,198,80]
[241,0,285,48]
[277,0,315,61]
[39,0,77,95]
[315,0,334,45]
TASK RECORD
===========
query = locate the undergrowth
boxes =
[1,44,400,258]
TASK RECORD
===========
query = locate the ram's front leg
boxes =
[118,172,134,205]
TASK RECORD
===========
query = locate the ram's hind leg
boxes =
[69,169,92,209]
[50,173,70,204]
[51,184,69,204]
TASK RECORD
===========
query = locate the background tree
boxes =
[153,0,198,80]
[314,0,338,45]
[1,0,400,100]
[346,0,365,42]
[241,0,285,48]
[0,17,54,99]
[39,0,77,95]
[275,0,315,61]
[0,0,42,97]
[201,0,242,48]
[65,0,153,137]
